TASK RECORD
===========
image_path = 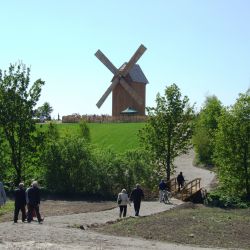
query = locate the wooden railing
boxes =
[180,178,201,201]
[167,177,202,201]
[166,177,178,193]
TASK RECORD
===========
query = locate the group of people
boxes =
[117,172,185,218]
[2,173,186,222]
[13,181,43,224]
[117,183,144,218]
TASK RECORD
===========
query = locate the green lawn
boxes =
[38,122,145,153]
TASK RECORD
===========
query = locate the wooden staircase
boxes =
[167,177,204,202]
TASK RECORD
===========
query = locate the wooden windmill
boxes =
[95,44,148,116]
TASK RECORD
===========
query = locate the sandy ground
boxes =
[174,150,216,191]
[0,151,221,250]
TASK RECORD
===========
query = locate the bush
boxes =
[207,190,249,208]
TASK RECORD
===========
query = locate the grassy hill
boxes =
[39,122,145,153]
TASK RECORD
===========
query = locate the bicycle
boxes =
[162,189,172,204]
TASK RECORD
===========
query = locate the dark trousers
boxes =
[27,204,42,222]
[178,181,184,191]
[134,201,141,216]
[14,205,26,222]
[119,205,127,217]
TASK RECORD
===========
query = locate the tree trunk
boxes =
[166,143,171,181]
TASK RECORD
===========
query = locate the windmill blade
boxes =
[96,78,119,108]
[121,44,147,77]
[120,78,144,106]
[95,50,118,75]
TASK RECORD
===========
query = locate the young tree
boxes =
[0,63,45,184]
[79,119,90,142]
[139,84,195,180]
[193,95,223,165]
[213,90,250,199]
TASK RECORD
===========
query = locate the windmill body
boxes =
[95,45,148,117]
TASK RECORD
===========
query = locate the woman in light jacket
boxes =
[0,181,7,207]
[117,188,130,218]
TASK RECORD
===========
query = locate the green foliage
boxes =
[35,102,53,120]
[193,95,223,166]
[46,122,60,141]
[41,135,98,193]
[139,83,194,180]
[79,119,90,142]
[207,189,249,208]
[0,62,45,184]
[93,148,155,196]
[0,200,14,218]
[213,90,250,198]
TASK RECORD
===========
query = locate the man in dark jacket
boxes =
[14,182,26,223]
[27,181,43,223]
[177,172,185,191]
[130,183,144,216]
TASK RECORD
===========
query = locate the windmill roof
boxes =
[119,63,148,84]
[121,107,138,114]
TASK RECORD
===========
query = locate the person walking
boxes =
[159,179,167,202]
[13,182,26,223]
[27,181,43,223]
[177,172,185,191]
[0,181,7,208]
[130,184,144,216]
[117,189,130,218]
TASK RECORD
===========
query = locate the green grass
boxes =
[38,122,145,153]
[0,201,14,221]
[95,205,250,249]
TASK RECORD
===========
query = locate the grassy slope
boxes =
[96,205,250,249]
[39,122,145,153]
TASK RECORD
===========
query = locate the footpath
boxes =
[0,151,223,250]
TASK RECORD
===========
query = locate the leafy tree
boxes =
[193,95,223,165]
[213,90,250,199]
[0,63,45,184]
[36,102,53,120]
[139,84,194,181]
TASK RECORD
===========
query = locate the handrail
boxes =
[166,177,202,201]
[180,178,201,201]
[166,177,178,193]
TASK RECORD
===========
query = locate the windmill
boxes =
[95,44,148,116]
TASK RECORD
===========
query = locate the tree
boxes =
[193,95,223,165]
[36,102,53,121]
[139,84,195,181]
[213,90,250,199]
[0,63,45,184]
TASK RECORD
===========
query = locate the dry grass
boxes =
[95,204,250,249]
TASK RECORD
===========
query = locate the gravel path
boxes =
[0,151,220,250]
[174,150,216,191]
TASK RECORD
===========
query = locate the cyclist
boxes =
[159,179,167,202]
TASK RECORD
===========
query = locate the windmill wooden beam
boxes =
[95,44,148,116]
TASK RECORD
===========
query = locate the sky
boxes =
[0,0,250,118]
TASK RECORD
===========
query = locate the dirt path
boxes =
[174,150,216,190]
[0,151,221,250]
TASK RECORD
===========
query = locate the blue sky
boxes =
[1,0,249,118]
